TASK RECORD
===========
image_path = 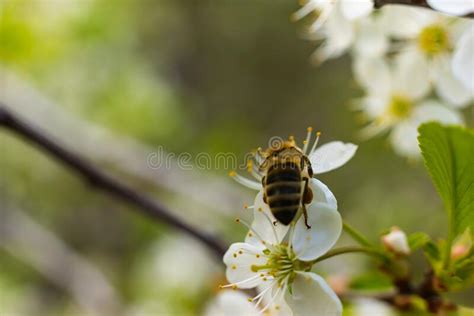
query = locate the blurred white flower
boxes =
[222,187,342,315]
[380,7,472,108]
[352,298,394,316]
[382,227,411,255]
[135,235,219,296]
[293,0,374,62]
[354,56,462,158]
[453,23,474,93]
[427,0,474,16]
[204,290,260,316]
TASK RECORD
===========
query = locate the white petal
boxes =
[412,100,464,125]
[340,0,373,20]
[393,50,431,100]
[292,203,342,261]
[256,284,294,316]
[205,290,260,316]
[378,5,432,38]
[223,243,267,289]
[359,95,391,119]
[310,179,337,209]
[353,57,392,97]
[353,17,390,58]
[453,24,474,93]
[389,101,463,157]
[285,272,342,316]
[245,191,289,246]
[432,55,472,107]
[389,121,421,158]
[427,0,474,16]
[312,4,355,63]
[310,141,358,174]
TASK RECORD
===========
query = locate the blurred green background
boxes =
[0,0,472,315]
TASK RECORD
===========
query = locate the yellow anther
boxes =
[233,253,237,258]
[303,140,308,144]
[243,203,249,209]
[260,273,265,277]
[238,250,243,254]
[256,254,260,258]
[231,285,237,290]
[263,277,268,281]
[307,126,313,132]
[275,305,281,310]
[289,135,295,141]
[316,131,321,136]
[247,298,253,302]
[248,232,253,237]
[231,264,237,270]
[258,207,263,212]
[228,171,237,177]
[247,160,253,172]
[235,218,240,223]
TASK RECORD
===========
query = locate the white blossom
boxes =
[354,56,463,158]
[222,191,343,315]
[293,0,375,63]
[381,7,472,108]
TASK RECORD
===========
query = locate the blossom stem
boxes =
[311,246,387,264]
[343,221,373,247]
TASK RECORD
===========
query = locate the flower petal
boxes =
[205,290,260,316]
[427,0,474,16]
[245,192,289,246]
[223,243,267,289]
[353,17,390,58]
[453,25,474,93]
[285,272,342,316]
[340,0,373,20]
[292,203,342,261]
[312,4,355,63]
[379,5,433,38]
[309,141,357,174]
[432,55,472,108]
[390,101,463,158]
[394,50,431,100]
[311,179,337,209]
[389,121,420,158]
[412,100,464,125]
[353,57,392,97]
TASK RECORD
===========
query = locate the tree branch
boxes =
[374,0,474,18]
[0,104,227,259]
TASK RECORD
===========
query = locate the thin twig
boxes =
[0,104,227,259]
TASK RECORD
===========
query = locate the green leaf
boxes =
[418,123,474,247]
[408,232,431,251]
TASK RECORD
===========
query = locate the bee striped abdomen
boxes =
[264,163,302,225]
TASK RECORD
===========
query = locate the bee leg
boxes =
[262,176,268,204]
[302,177,312,229]
[302,204,311,229]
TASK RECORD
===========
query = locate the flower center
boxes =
[418,24,450,56]
[388,95,413,120]
[252,244,298,284]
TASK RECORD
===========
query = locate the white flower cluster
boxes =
[208,131,357,316]
[295,0,473,158]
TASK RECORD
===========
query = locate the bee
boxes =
[260,134,314,229]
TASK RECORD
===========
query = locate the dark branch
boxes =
[0,104,227,259]
[374,0,474,18]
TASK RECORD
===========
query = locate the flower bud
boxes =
[382,227,410,255]
[451,228,472,261]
